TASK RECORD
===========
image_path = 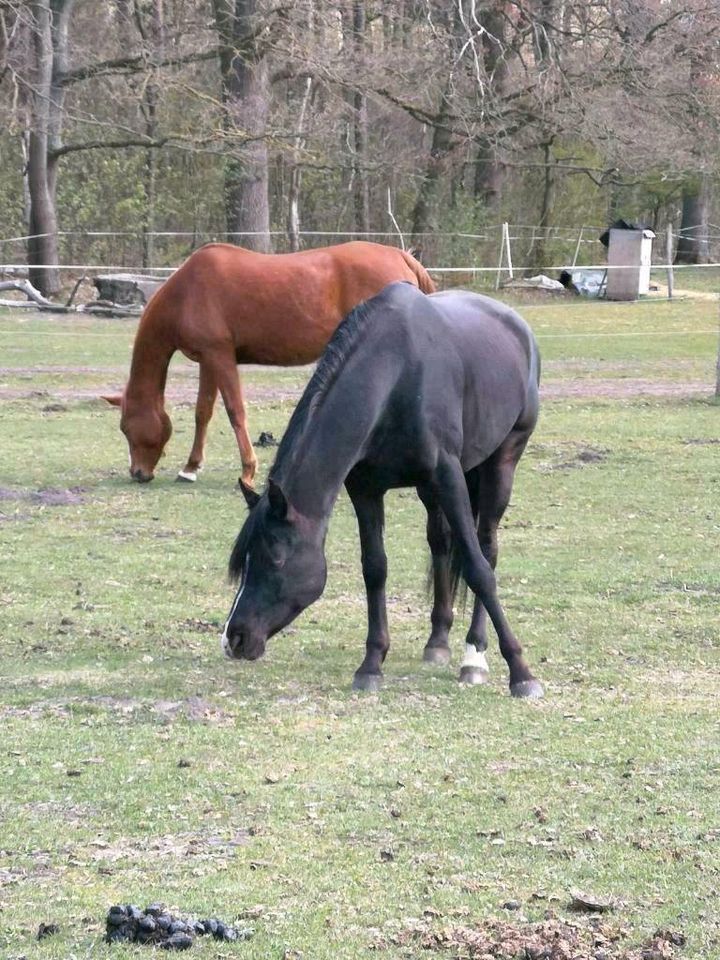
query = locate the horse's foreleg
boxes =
[177,363,218,482]
[211,352,257,485]
[417,491,453,666]
[347,480,389,692]
[434,454,542,699]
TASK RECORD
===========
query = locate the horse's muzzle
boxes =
[131,468,154,483]
[221,628,266,662]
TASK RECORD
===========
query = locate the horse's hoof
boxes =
[423,646,451,666]
[352,672,382,692]
[510,679,544,699]
[459,666,489,686]
[176,470,198,483]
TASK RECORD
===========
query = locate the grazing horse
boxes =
[222,282,543,698]
[103,241,435,485]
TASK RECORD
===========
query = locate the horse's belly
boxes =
[236,317,338,366]
[459,389,527,470]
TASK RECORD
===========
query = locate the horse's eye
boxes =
[263,537,285,568]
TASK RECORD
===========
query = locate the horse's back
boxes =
[429,289,537,370]
[141,242,434,364]
[368,283,539,470]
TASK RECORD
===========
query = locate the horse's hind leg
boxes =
[434,452,542,699]
[347,477,390,692]
[417,492,453,666]
[460,445,524,684]
[177,362,218,482]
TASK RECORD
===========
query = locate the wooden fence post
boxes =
[495,222,513,289]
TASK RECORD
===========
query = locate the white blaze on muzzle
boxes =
[220,558,250,658]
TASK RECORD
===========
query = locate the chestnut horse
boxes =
[103,241,435,485]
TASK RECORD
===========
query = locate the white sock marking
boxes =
[461,643,489,672]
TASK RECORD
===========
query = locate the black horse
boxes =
[222,282,543,698]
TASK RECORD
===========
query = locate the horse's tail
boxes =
[401,249,437,294]
[448,469,482,607]
[425,470,481,609]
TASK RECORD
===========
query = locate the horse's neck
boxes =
[126,311,175,405]
[279,350,399,519]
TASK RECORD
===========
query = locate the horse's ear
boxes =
[101,394,122,407]
[267,478,288,519]
[239,479,261,510]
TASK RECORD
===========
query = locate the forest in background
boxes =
[0,0,719,295]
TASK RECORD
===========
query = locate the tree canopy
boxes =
[1,0,718,292]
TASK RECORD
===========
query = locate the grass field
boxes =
[0,294,719,959]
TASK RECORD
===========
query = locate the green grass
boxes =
[0,299,719,958]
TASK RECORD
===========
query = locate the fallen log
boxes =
[0,278,56,307]
[80,301,141,318]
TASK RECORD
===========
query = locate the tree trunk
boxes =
[351,0,370,235]
[213,0,271,252]
[474,141,504,210]
[532,0,555,67]
[675,178,710,264]
[410,91,452,258]
[137,0,166,269]
[26,0,75,296]
[473,2,509,210]
[410,7,464,257]
[286,77,314,252]
[528,141,557,271]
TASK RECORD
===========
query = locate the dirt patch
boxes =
[0,364,131,377]
[23,800,98,825]
[89,829,251,865]
[151,695,235,725]
[0,863,59,888]
[0,695,235,725]
[0,486,87,506]
[0,356,711,405]
[378,915,685,960]
[178,618,222,634]
[531,442,610,473]
[30,486,87,506]
[0,378,306,405]
[650,282,718,302]
[1,487,85,522]
[541,378,710,399]
[655,579,720,597]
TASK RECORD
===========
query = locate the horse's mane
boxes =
[271,297,373,481]
[229,500,262,582]
[228,297,374,583]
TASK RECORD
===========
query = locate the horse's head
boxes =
[102,393,172,483]
[221,478,327,661]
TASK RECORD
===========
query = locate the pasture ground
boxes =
[0,293,719,959]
